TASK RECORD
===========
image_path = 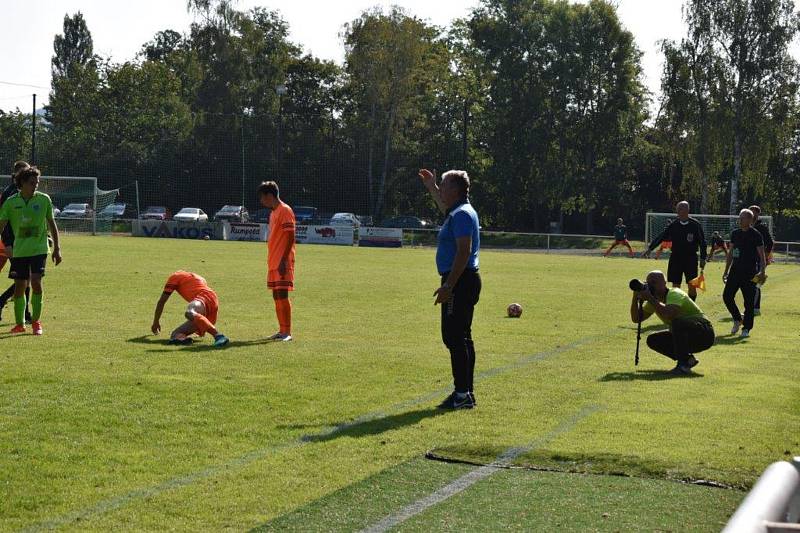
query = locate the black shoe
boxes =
[468,391,477,406]
[672,356,698,375]
[437,391,475,410]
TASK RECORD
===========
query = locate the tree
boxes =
[51,12,95,79]
[342,7,450,218]
[683,0,800,214]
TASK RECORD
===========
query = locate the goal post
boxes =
[10,176,120,235]
[645,212,774,246]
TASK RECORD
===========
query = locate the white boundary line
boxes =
[360,405,601,533]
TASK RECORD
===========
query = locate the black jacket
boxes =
[648,217,707,261]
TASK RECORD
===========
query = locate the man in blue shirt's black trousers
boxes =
[420,168,481,410]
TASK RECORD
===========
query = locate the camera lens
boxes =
[629,279,644,291]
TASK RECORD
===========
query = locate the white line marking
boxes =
[360,405,600,533]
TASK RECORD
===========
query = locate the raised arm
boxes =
[419,169,447,213]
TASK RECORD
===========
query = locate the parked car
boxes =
[213,205,249,223]
[251,208,271,224]
[98,203,136,220]
[140,206,172,220]
[173,208,209,222]
[58,203,94,219]
[381,216,433,229]
[329,212,361,228]
[294,206,318,223]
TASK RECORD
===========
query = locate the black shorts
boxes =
[8,254,47,280]
[667,254,698,285]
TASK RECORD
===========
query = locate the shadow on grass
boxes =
[126,335,276,353]
[714,335,747,345]
[617,324,667,334]
[300,407,447,444]
[599,369,704,381]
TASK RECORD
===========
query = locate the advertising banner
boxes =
[295,225,354,246]
[223,222,269,241]
[132,220,224,240]
[358,227,403,248]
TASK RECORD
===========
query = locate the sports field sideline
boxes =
[1,235,798,531]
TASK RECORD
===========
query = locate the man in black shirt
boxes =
[0,161,32,323]
[604,218,634,257]
[749,205,773,316]
[723,209,766,338]
[708,231,728,262]
[643,201,707,301]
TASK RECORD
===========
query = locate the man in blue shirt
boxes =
[420,168,481,410]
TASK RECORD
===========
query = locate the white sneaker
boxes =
[731,320,742,335]
[740,329,750,338]
[268,332,293,342]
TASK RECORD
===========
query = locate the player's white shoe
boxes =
[268,332,293,342]
[730,320,742,335]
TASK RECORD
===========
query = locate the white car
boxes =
[173,208,209,222]
[329,212,361,228]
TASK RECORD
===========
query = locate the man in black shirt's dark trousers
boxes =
[643,201,707,301]
[723,209,766,338]
[748,205,773,316]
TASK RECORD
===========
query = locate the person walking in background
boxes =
[723,209,766,338]
[420,168,481,410]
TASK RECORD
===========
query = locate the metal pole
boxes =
[92,177,97,236]
[241,114,245,207]
[31,93,36,163]
[135,180,140,218]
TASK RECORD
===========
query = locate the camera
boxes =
[629,279,652,294]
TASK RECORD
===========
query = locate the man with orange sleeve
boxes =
[151,270,229,347]
[258,181,295,341]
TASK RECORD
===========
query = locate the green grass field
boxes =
[1,236,798,531]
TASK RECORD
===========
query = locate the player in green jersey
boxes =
[0,167,62,334]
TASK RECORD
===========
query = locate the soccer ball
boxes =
[203,235,211,240]
[507,303,523,318]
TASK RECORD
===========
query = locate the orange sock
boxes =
[192,314,218,337]
[274,298,292,334]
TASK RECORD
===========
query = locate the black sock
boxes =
[690,294,696,302]
[0,283,14,306]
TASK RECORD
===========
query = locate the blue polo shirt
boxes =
[436,200,480,275]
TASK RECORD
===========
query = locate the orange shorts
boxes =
[267,269,294,291]
[195,290,219,330]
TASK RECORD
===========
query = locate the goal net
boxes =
[35,176,119,235]
[645,212,774,247]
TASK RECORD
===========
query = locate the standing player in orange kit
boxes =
[151,270,229,347]
[258,181,296,341]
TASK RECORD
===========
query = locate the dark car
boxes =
[251,209,271,224]
[140,206,172,220]
[99,203,136,220]
[381,216,433,229]
[214,205,250,223]
[294,206,318,223]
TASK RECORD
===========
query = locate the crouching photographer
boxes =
[630,270,715,374]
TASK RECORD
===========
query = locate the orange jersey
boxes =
[267,201,296,271]
[164,271,216,305]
